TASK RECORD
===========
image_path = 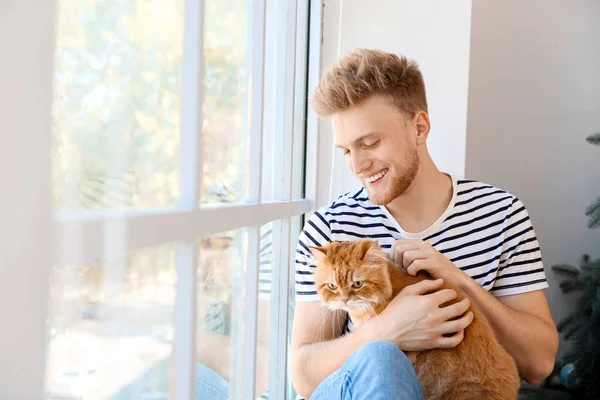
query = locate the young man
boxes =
[290,49,558,400]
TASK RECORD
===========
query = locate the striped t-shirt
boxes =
[295,176,549,311]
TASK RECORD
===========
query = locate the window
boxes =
[22,0,317,399]
[52,0,185,211]
[46,244,179,398]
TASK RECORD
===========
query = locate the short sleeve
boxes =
[492,197,549,296]
[294,210,332,302]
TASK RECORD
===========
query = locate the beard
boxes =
[367,145,419,205]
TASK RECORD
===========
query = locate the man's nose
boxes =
[350,152,371,175]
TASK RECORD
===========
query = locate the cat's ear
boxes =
[362,240,386,265]
[359,239,380,258]
[308,246,327,263]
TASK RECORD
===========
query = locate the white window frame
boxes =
[0,0,324,399]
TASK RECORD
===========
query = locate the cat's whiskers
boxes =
[314,307,348,342]
[315,307,333,342]
[333,311,343,338]
[354,301,382,330]
[364,303,378,320]
[327,301,349,312]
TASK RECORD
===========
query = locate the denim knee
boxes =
[315,340,423,400]
[352,340,409,371]
[355,340,402,359]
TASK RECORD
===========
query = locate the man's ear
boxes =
[413,111,431,145]
[308,246,327,263]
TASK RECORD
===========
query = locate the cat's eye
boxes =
[326,283,338,291]
[352,281,363,289]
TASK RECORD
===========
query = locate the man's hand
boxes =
[390,239,470,289]
[367,278,474,351]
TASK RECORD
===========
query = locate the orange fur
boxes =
[311,239,520,400]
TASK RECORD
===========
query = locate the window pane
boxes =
[199,0,249,205]
[195,223,275,399]
[195,229,245,399]
[259,0,279,203]
[256,222,276,398]
[52,0,184,210]
[46,245,178,399]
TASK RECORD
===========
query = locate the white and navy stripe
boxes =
[295,176,548,304]
[258,223,274,300]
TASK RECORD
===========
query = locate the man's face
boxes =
[332,95,421,205]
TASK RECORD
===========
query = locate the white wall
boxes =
[466,0,600,355]
[316,0,473,207]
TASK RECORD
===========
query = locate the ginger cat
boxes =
[310,239,520,400]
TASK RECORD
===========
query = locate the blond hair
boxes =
[311,49,428,117]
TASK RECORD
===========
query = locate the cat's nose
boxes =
[341,297,349,304]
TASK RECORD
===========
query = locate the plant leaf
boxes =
[557,315,575,332]
[551,264,580,278]
[585,132,600,145]
[585,199,600,229]
[563,323,581,341]
[560,280,585,293]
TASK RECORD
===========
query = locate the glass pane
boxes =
[256,222,276,397]
[46,245,178,399]
[199,0,249,205]
[195,224,276,399]
[259,0,280,204]
[195,229,246,399]
[52,0,184,210]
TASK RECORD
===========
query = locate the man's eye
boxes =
[364,140,380,149]
[326,283,338,290]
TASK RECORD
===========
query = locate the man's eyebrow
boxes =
[335,132,379,149]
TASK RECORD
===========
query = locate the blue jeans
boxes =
[194,340,423,400]
[195,362,229,400]
[310,341,424,400]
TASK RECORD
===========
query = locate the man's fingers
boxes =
[436,330,465,348]
[428,288,458,305]
[439,311,474,335]
[402,249,429,268]
[406,259,428,276]
[438,297,471,320]
[390,240,423,263]
[401,278,444,296]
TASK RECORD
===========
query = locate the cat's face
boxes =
[311,239,393,313]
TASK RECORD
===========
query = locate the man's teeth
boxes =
[367,170,387,183]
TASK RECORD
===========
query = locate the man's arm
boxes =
[290,279,473,399]
[460,282,558,384]
[290,302,369,399]
[392,239,559,384]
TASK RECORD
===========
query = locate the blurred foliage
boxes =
[52,0,248,210]
[49,0,248,333]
